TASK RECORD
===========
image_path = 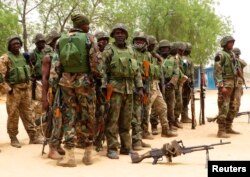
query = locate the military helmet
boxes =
[7,36,23,51]
[45,30,60,45]
[159,40,171,48]
[185,42,192,50]
[132,31,148,44]
[220,35,235,47]
[33,33,46,44]
[95,31,109,42]
[232,47,241,55]
[110,23,128,39]
[176,41,186,51]
[148,35,157,45]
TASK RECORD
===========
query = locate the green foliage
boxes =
[0,2,21,54]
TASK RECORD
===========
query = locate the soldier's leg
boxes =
[181,83,192,123]
[57,86,77,167]
[149,106,159,135]
[174,86,183,128]
[217,87,232,138]
[165,88,177,130]
[131,93,143,150]
[106,92,122,159]
[153,91,177,137]
[6,88,22,148]
[226,87,241,134]
[119,94,133,155]
[76,84,96,165]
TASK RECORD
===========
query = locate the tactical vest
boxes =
[6,52,30,85]
[59,32,89,73]
[110,45,138,78]
[150,58,161,79]
[220,51,239,79]
[163,56,176,79]
[33,48,44,78]
[181,56,192,77]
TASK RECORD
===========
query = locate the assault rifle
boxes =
[207,111,250,123]
[199,64,205,125]
[130,140,230,167]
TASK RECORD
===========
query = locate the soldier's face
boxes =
[98,38,108,52]
[82,24,90,33]
[134,38,146,45]
[36,40,46,51]
[113,29,126,45]
[148,44,155,52]
[226,41,234,50]
[10,39,21,54]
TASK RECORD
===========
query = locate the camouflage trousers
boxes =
[106,92,133,152]
[181,83,191,119]
[60,85,96,149]
[147,81,169,130]
[131,93,143,145]
[174,85,183,121]
[217,86,241,125]
[164,88,176,124]
[6,87,37,138]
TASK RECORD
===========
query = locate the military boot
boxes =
[142,131,154,140]
[181,111,192,123]
[10,136,21,148]
[48,147,63,160]
[217,124,230,138]
[57,145,65,155]
[173,121,183,129]
[169,122,178,131]
[226,124,240,134]
[161,126,178,137]
[151,124,158,135]
[29,134,44,144]
[141,141,151,148]
[132,141,143,151]
[82,146,93,165]
[57,148,77,167]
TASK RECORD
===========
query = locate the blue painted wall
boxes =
[194,66,216,90]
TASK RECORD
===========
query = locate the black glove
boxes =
[165,82,174,90]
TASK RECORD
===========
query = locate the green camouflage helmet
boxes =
[159,39,170,48]
[33,33,45,44]
[185,42,192,51]
[95,31,109,42]
[148,35,157,45]
[132,31,148,44]
[110,23,128,39]
[220,35,235,47]
[45,30,60,45]
[232,47,241,55]
[7,36,23,51]
[176,41,186,50]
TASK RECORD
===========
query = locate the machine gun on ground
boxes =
[130,140,230,167]
[207,111,250,123]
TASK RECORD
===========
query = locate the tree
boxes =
[0,2,21,54]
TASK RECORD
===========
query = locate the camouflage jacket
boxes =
[101,43,143,94]
[180,55,194,83]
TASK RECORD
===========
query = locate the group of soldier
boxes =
[0,13,247,167]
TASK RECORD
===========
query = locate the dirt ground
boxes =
[0,89,250,177]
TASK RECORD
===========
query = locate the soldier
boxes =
[145,39,178,138]
[29,33,46,135]
[42,30,65,160]
[174,42,187,128]
[56,14,99,167]
[0,36,43,148]
[180,42,194,123]
[156,40,181,129]
[131,31,152,150]
[232,48,247,114]
[214,36,241,138]
[101,23,144,159]
[94,31,109,151]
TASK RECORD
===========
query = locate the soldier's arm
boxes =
[214,53,224,87]
[42,54,51,110]
[239,58,247,69]
[101,46,113,89]
[0,54,12,93]
[170,59,180,86]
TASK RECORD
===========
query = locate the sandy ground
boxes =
[0,89,250,177]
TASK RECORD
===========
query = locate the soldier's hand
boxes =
[221,87,229,97]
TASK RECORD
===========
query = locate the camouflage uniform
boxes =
[101,24,143,158]
[214,36,241,138]
[0,36,41,147]
[181,42,194,123]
